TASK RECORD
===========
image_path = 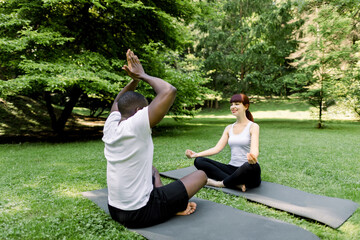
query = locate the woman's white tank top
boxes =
[228,121,253,167]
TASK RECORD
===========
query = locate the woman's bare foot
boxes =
[236,184,246,192]
[176,202,197,215]
[206,178,225,188]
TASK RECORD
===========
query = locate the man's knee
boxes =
[195,170,207,184]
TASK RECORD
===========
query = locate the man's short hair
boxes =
[118,91,148,116]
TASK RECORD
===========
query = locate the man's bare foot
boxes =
[206,178,225,188]
[236,184,246,192]
[176,202,197,215]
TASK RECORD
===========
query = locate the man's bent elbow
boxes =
[168,86,177,98]
[157,85,176,103]
[170,85,177,94]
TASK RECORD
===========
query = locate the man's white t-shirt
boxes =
[102,107,154,211]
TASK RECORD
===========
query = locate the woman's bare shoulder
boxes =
[223,124,233,134]
[250,122,260,131]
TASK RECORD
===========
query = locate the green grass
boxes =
[1,101,359,239]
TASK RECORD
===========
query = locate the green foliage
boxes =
[2,52,123,95]
[294,2,360,126]
[165,66,212,118]
[330,0,360,118]
[135,43,216,118]
[194,0,302,96]
[0,0,211,133]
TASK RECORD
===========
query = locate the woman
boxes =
[185,93,261,192]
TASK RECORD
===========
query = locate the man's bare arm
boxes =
[122,49,176,127]
[110,79,139,112]
[141,74,176,128]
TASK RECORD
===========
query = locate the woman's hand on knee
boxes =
[247,153,258,164]
[185,149,197,159]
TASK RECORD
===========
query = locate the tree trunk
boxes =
[354,105,360,118]
[240,66,248,92]
[56,87,82,134]
[44,92,58,132]
[44,87,82,134]
[318,98,323,128]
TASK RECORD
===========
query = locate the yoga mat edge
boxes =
[82,188,320,240]
[160,166,358,229]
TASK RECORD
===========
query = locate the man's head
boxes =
[117,91,148,118]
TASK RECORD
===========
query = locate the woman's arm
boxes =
[247,123,260,164]
[186,125,230,158]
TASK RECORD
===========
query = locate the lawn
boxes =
[0,100,359,239]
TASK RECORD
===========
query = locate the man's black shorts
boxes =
[108,180,189,228]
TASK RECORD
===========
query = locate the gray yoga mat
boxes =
[82,188,319,240]
[160,166,358,229]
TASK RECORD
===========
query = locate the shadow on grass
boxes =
[0,96,104,144]
[1,96,358,143]
[0,128,104,144]
[0,96,51,134]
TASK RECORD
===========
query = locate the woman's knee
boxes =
[247,178,261,189]
[194,157,206,169]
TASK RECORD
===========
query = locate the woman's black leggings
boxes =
[194,157,261,189]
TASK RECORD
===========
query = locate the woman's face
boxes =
[230,101,247,115]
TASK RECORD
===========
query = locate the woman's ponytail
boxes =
[246,109,254,122]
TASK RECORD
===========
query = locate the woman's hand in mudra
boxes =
[185,149,197,159]
[247,153,258,164]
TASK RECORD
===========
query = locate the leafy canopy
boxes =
[0,0,212,133]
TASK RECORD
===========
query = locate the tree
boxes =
[334,0,360,119]
[294,2,359,127]
[194,0,301,96]
[0,0,211,134]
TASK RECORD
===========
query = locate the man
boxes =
[102,49,207,228]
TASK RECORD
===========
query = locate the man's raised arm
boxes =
[122,49,176,128]
[110,79,139,112]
